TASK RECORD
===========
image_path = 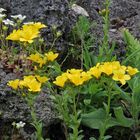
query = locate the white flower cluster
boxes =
[12,121,26,129]
[0,8,6,19]
[0,7,26,26]
[11,14,26,21]
[3,19,14,26]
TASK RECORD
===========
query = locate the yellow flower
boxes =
[111,61,121,70]
[45,51,59,61]
[119,65,127,71]
[27,53,41,62]
[20,75,41,92]
[100,62,114,75]
[99,61,124,76]
[7,79,20,90]
[21,75,36,87]
[27,53,47,67]
[112,70,131,85]
[127,66,139,76]
[6,29,21,41]
[38,57,47,67]
[7,75,42,92]
[67,69,83,74]
[66,69,91,86]
[67,73,84,86]
[6,24,40,43]
[88,66,101,79]
[19,80,26,88]
[66,69,83,86]
[33,22,47,29]
[23,75,35,80]
[28,79,41,92]
[19,25,39,43]
[81,71,92,81]
[53,73,68,87]
[23,22,46,30]
[35,75,49,83]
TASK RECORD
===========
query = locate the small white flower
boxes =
[16,121,26,129]
[0,8,6,13]
[0,13,6,19]
[2,19,15,26]
[11,14,26,21]
[23,22,34,25]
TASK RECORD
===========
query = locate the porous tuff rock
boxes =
[0,66,57,139]
[76,0,140,59]
[0,0,75,138]
[0,0,76,52]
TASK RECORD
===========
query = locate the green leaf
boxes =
[122,29,140,68]
[81,109,106,129]
[114,107,134,127]
[81,109,118,129]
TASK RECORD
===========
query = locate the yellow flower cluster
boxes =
[53,61,139,87]
[7,75,48,92]
[53,69,92,87]
[27,51,59,67]
[6,22,46,43]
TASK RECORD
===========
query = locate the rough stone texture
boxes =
[0,0,75,54]
[0,66,57,139]
[76,0,140,60]
[0,0,73,138]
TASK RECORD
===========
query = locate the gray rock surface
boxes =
[76,0,140,59]
[0,0,75,53]
[0,0,73,138]
[0,66,56,139]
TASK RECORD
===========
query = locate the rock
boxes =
[75,0,140,60]
[0,90,57,139]
[0,68,56,139]
[0,0,75,54]
[71,4,89,17]
[0,0,75,138]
